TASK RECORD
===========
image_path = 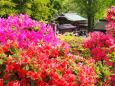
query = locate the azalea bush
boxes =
[0,14,114,86]
[84,32,114,62]
[106,7,115,86]
[0,41,97,86]
[0,14,98,86]
[58,32,114,85]
[106,6,115,37]
[0,14,61,49]
[84,32,115,85]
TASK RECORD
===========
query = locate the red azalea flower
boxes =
[20,78,27,86]
[18,69,27,78]
[27,71,39,80]
[14,64,20,71]
[63,74,76,82]
[7,81,20,86]
[50,48,59,57]
[104,61,113,66]
[26,47,34,57]
[31,72,39,80]
[0,79,3,86]
[6,64,14,72]
[3,73,11,80]
[2,45,9,52]
[37,81,49,86]
[0,48,3,53]
[91,48,103,61]
[111,74,115,86]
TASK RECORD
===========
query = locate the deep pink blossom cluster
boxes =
[106,6,115,36]
[0,14,61,49]
[84,32,114,63]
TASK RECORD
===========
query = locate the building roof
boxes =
[53,13,87,22]
[63,13,87,21]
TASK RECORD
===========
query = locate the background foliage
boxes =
[0,0,115,22]
[0,0,63,20]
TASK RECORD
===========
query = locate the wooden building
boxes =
[53,13,88,35]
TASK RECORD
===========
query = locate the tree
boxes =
[110,0,115,5]
[62,0,78,13]
[74,0,112,31]
[0,0,16,17]
[49,0,64,18]
[30,0,51,20]
[0,0,64,21]
[31,0,64,21]
[12,0,32,15]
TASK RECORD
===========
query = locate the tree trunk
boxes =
[88,15,91,31]
[88,15,94,32]
[87,0,95,32]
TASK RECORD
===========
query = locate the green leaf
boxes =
[12,26,16,31]
[9,47,16,53]
[96,66,100,74]
[56,70,62,77]
[72,69,77,75]
[44,75,50,83]
[0,59,3,64]
[25,64,29,70]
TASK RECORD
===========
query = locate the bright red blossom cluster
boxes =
[84,32,114,64]
[106,6,115,37]
[0,41,96,86]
